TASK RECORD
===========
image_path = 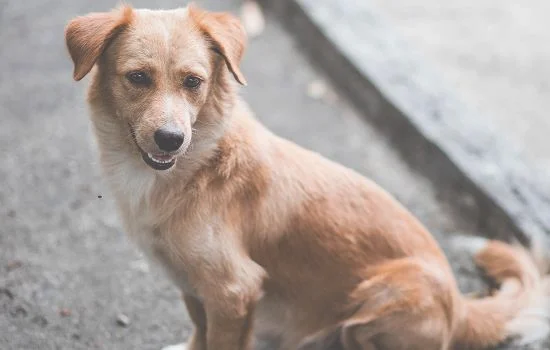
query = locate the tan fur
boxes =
[65,5,549,350]
[188,4,248,85]
[66,6,134,80]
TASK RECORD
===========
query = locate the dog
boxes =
[65,4,549,350]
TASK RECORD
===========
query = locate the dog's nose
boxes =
[154,125,184,152]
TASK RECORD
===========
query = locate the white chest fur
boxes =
[120,201,197,295]
[102,157,197,295]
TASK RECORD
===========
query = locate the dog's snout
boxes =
[154,125,184,152]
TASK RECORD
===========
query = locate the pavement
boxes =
[371,0,550,174]
[0,0,545,349]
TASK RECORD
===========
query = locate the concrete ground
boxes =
[0,0,543,349]
[372,0,550,174]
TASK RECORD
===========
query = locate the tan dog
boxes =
[65,4,549,350]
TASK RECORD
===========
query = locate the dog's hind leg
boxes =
[341,258,455,350]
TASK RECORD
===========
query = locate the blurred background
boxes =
[0,0,548,349]
[373,0,550,172]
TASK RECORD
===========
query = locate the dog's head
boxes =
[65,5,247,171]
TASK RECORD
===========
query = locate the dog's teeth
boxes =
[146,152,174,165]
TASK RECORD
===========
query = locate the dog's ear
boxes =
[189,4,248,86]
[65,6,134,81]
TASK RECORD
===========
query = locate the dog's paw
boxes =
[161,343,189,350]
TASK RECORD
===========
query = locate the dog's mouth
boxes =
[129,125,177,171]
[141,151,176,171]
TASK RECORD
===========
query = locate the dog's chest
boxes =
[126,217,196,294]
[102,164,196,295]
[117,198,199,294]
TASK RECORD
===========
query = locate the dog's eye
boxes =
[126,71,151,85]
[183,76,202,89]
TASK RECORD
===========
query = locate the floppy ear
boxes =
[65,6,134,81]
[189,4,248,86]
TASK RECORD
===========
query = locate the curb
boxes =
[261,0,550,247]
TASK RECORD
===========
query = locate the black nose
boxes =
[154,125,184,152]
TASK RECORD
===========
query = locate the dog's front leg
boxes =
[199,259,265,350]
[203,275,263,349]
[164,261,263,350]
[183,295,207,350]
[204,297,257,350]
[161,295,207,350]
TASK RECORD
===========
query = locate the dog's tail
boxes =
[453,238,550,349]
